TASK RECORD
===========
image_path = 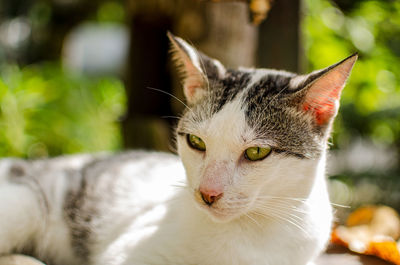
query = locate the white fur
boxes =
[97,97,332,265]
[0,98,333,265]
[0,158,81,264]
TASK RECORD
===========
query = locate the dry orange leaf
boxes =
[249,0,272,25]
[331,205,400,265]
[366,241,400,265]
[346,205,377,226]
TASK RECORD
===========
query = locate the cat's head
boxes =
[169,32,357,223]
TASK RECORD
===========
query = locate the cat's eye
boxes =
[244,146,272,161]
[187,134,206,151]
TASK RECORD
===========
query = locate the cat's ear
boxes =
[167,32,226,105]
[297,54,357,126]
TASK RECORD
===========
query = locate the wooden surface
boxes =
[0,255,44,265]
[0,245,392,265]
[316,245,391,265]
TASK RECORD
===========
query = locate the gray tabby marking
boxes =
[211,69,252,113]
[242,70,323,159]
[63,151,174,262]
[64,170,93,262]
[178,66,325,159]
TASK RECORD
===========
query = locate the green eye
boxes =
[244,146,272,161]
[187,134,206,151]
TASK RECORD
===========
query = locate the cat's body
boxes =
[0,33,357,265]
[0,151,329,265]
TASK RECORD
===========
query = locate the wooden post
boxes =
[122,0,300,150]
[123,1,257,151]
[122,13,174,151]
[256,0,300,72]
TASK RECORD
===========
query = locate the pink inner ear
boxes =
[183,74,205,102]
[302,72,345,125]
[184,84,200,99]
[301,55,357,126]
[303,101,336,125]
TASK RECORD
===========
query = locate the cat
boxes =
[0,32,357,265]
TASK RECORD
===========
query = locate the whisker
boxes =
[171,184,188,188]
[254,204,305,221]
[245,213,262,229]
[255,202,308,215]
[161,115,181,119]
[257,195,350,209]
[255,199,306,206]
[330,202,351,208]
[255,198,308,212]
[252,209,309,236]
[256,195,308,201]
[255,198,306,206]
[252,212,288,230]
[216,204,248,210]
[253,204,306,227]
[146,86,192,111]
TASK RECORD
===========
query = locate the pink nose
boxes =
[199,188,223,206]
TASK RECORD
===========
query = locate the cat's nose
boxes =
[199,190,223,206]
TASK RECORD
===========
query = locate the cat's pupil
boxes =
[187,134,206,151]
[244,146,272,161]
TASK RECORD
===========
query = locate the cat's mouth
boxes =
[193,190,250,222]
[198,203,237,222]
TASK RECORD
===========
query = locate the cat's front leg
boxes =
[0,163,43,254]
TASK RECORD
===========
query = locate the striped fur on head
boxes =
[170,33,357,159]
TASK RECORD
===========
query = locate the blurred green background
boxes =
[0,64,125,157]
[304,0,400,212]
[0,0,399,211]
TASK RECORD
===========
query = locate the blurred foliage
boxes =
[0,63,126,158]
[96,1,125,23]
[304,0,400,148]
[304,0,400,209]
[0,0,125,64]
